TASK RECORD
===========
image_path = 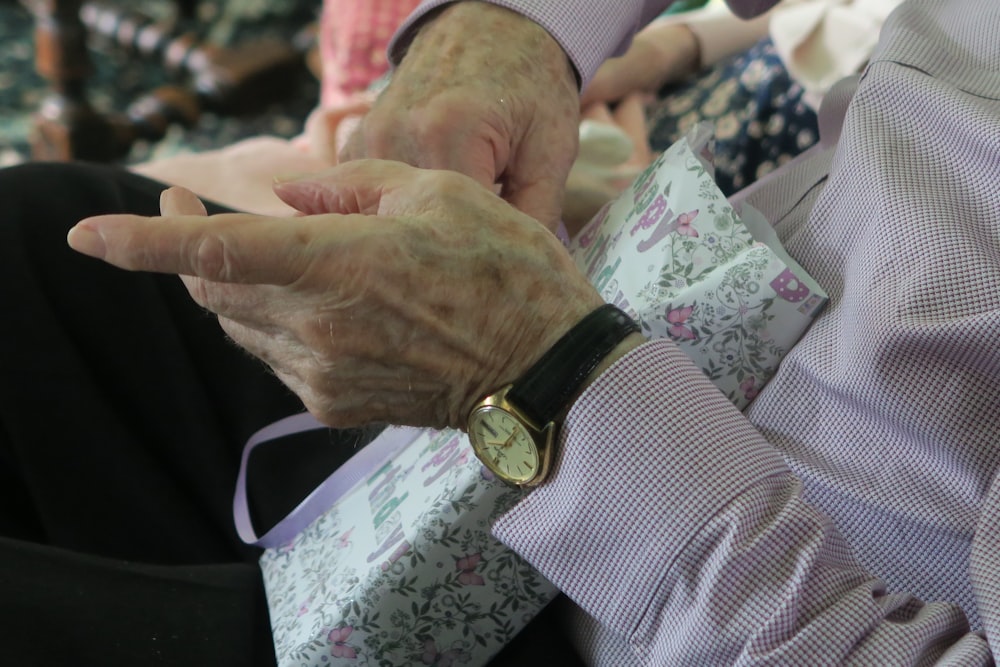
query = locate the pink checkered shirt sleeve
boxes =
[382,0,1000,662]
[389,1,779,88]
[493,0,1000,664]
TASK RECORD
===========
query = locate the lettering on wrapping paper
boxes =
[593,257,622,296]
[630,195,671,237]
[421,433,468,487]
[576,200,613,252]
[366,522,410,566]
[769,268,810,303]
[584,233,611,279]
[365,461,410,564]
[797,293,825,317]
[364,431,466,566]
[601,279,633,317]
[379,539,412,572]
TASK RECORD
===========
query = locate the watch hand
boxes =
[501,431,518,449]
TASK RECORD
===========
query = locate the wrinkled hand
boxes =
[581,22,700,108]
[67,160,605,430]
[340,3,580,231]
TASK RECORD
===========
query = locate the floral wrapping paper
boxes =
[259,125,828,666]
[261,428,557,667]
[569,123,827,409]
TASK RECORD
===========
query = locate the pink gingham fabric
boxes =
[391,0,1000,663]
[319,0,421,106]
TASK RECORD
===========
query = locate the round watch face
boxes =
[468,406,540,485]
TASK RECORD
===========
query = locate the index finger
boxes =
[67,211,356,285]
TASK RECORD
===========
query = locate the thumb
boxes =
[337,99,507,194]
[501,124,578,232]
[418,122,506,193]
[503,172,567,234]
[159,186,208,216]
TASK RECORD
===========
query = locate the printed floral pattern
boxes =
[261,428,557,666]
[647,37,820,196]
[569,123,827,409]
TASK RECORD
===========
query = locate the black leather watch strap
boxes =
[507,304,640,426]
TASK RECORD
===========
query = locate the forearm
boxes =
[493,340,989,664]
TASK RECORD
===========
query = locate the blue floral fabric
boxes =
[647,37,820,196]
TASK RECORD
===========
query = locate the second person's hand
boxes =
[339,2,581,231]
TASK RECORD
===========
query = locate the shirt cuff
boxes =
[387,0,672,89]
[491,339,788,637]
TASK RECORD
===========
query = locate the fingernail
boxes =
[160,186,207,216]
[67,221,106,259]
[159,188,178,215]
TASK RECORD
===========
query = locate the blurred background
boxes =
[0,0,320,166]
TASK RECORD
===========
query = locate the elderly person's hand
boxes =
[66,161,606,429]
[339,3,580,231]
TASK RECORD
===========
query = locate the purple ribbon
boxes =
[233,413,421,548]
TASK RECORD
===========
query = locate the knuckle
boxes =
[192,233,237,281]
[415,108,459,140]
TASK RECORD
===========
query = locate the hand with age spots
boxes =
[340,2,580,231]
[67,160,606,430]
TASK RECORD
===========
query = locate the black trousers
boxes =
[0,162,372,666]
[0,162,578,667]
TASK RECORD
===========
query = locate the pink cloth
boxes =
[319,0,421,106]
[133,0,416,214]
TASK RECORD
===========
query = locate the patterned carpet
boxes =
[0,0,321,167]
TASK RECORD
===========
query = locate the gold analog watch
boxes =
[467,304,639,487]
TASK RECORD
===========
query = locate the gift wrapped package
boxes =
[237,421,557,667]
[240,124,828,666]
[569,123,827,408]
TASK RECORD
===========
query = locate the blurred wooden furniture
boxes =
[22,0,312,162]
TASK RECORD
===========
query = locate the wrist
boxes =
[403,2,577,90]
[466,305,642,487]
